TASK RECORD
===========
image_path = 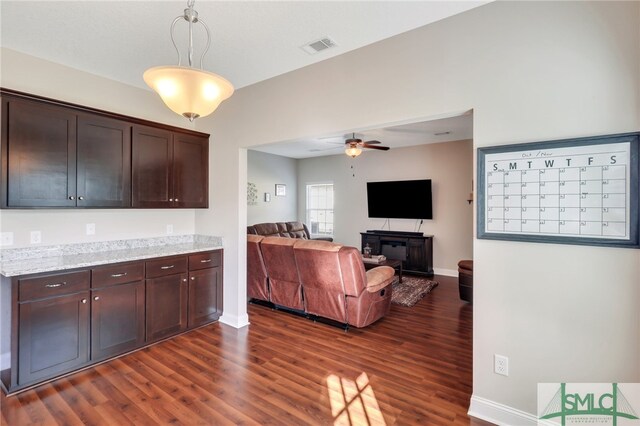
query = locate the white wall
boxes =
[297,140,473,274]
[194,1,640,418]
[247,150,297,225]
[0,48,198,247]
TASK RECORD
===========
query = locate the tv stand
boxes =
[367,230,424,237]
[361,231,434,276]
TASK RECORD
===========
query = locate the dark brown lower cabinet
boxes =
[2,249,223,395]
[18,291,90,385]
[91,281,145,361]
[146,273,188,342]
[188,267,222,328]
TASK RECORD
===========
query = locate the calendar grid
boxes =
[486,164,628,237]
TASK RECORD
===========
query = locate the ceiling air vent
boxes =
[300,37,337,55]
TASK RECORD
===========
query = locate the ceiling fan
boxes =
[344,133,390,157]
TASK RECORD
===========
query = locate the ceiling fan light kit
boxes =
[343,133,390,157]
[345,144,363,158]
[143,0,234,121]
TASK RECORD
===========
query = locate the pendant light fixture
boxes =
[144,0,234,121]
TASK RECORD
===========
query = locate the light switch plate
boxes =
[166,224,174,235]
[30,231,42,244]
[86,223,96,235]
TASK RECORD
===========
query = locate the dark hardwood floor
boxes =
[1,274,491,425]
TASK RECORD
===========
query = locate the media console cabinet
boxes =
[361,231,434,276]
[0,237,223,395]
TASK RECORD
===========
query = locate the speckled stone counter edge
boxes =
[0,235,224,277]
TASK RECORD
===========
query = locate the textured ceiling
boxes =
[1,1,488,90]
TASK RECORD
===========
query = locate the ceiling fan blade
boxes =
[363,140,381,144]
[363,144,390,151]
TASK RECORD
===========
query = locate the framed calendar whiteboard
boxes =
[477,132,639,248]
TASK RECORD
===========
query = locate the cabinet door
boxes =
[406,239,426,271]
[91,281,144,361]
[362,235,381,255]
[188,267,222,328]
[18,292,89,385]
[77,115,132,207]
[6,98,77,207]
[132,125,173,208]
[146,273,188,341]
[173,133,208,208]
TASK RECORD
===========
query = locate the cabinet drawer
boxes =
[188,251,221,271]
[92,262,144,288]
[19,270,90,302]
[145,256,187,279]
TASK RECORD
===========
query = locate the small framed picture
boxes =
[275,184,286,197]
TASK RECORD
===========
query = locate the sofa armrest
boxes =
[365,266,395,293]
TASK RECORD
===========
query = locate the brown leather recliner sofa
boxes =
[247,236,395,328]
[247,221,333,242]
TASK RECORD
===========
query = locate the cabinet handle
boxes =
[169,198,174,202]
[182,278,187,282]
[81,299,87,304]
[110,272,128,278]
[78,196,84,200]
[45,282,66,288]
[94,296,100,301]
[160,265,175,270]
[191,277,195,281]
[200,259,212,263]
[68,196,75,200]
[174,198,179,202]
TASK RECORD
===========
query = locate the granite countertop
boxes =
[0,235,223,277]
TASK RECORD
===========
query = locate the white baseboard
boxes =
[219,313,250,329]
[468,395,538,426]
[0,352,9,370]
[433,267,457,277]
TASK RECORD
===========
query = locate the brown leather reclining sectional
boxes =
[247,221,333,242]
[247,235,396,328]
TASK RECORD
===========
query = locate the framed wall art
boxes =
[275,184,286,197]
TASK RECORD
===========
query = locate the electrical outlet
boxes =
[166,224,174,235]
[30,231,42,244]
[0,232,14,246]
[86,223,96,235]
[494,354,509,376]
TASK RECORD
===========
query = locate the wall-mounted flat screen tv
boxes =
[366,179,432,219]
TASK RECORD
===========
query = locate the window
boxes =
[306,183,334,237]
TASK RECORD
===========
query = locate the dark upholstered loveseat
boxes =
[247,221,333,242]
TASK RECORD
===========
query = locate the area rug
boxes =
[391,276,439,307]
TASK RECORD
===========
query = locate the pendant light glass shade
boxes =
[143,65,234,121]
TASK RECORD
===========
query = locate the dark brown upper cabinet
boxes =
[173,133,208,208]
[1,88,209,209]
[4,97,78,207]
[132,125,208,208]
[2,98,132,208]
[77,114,132,207]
